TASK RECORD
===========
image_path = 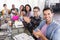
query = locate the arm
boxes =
[23,17,34,33]
[33,29,48,40]
[39,33,48,40]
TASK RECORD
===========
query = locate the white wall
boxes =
[0,0,45,15]
[50,0,59,3]
[0,0,28,11]
[48,0,60,7]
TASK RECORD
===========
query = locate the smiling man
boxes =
[33,7,60,40]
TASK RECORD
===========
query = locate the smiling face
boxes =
[20,5,24,11]
[43,9,53,23]
[26,6,30,12]
[33,9,39,17]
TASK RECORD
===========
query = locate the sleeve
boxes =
[34,20,45,32]
[34,23,41,32]
[23,21,34,33]
[23,21,33,28]
[52,28,60,40]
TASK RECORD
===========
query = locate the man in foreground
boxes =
[33,7,60,40]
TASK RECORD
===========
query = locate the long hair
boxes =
[25,4,31,13]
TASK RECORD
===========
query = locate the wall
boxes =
[0,0,45,12]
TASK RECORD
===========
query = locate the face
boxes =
[8,21,12,26]
[33,9,39,17]
[4,5,7,9]
[43,10,53,22]
[20,11,25,16]
[20,5,24,10]
[12,5,15,9]
[26,6,30,11]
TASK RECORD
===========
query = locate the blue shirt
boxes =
[34,20,60,40]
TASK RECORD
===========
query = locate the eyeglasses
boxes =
[33,11,39,12]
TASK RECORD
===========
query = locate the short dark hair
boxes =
[33,7,40,11]
[3,4,7,7]
[25,4,31,13]
[43,7,53,13]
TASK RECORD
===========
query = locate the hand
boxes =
[33,29,48,40]
[33,29,43,38]
[23,16,31,23]
[33,31,39,38]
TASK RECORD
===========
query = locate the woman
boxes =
[25,4,33,17]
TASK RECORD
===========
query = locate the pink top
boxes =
[37,24,48,40]
[41,24,48,36]
[12,15,19,21]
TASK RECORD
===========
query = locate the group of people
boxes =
[0,4,60,40]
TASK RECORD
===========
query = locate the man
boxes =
[11,4,18,12]
[23,7,42,40]
[1,4,11,24]
[33,7,60,40]
[10,4,18,18]
[2,4,10,17]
